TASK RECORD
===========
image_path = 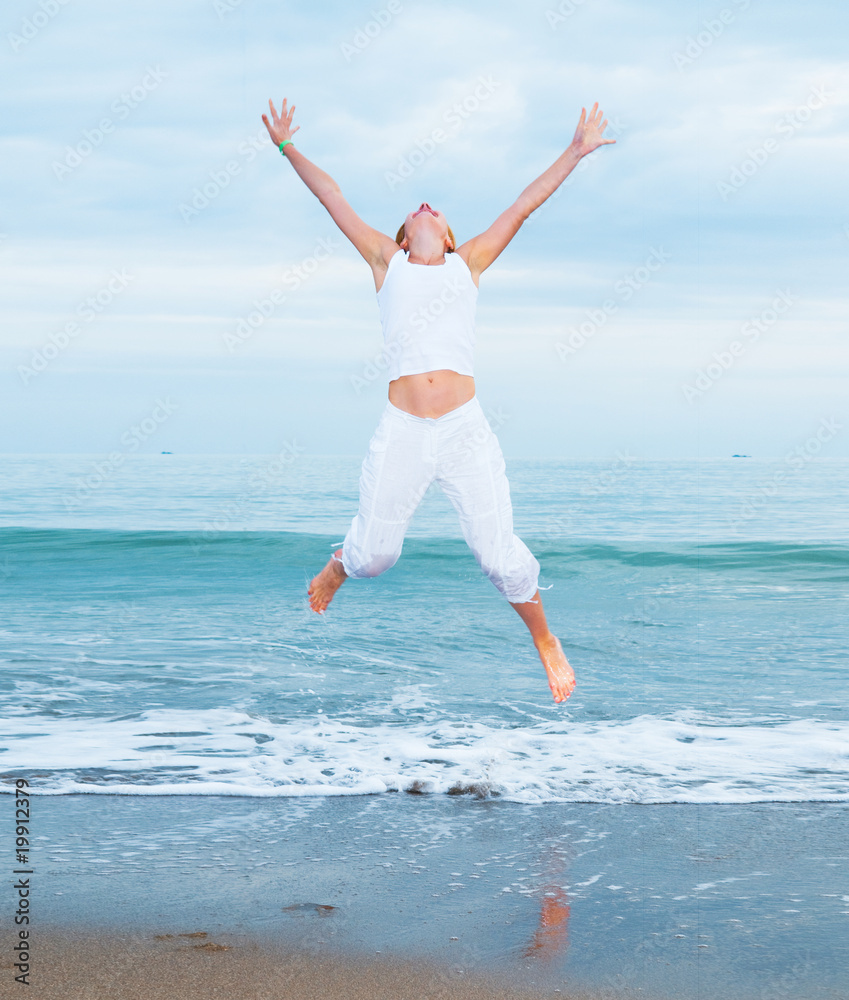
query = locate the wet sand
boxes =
[2,794,846,1000]
[1,927,630,1000]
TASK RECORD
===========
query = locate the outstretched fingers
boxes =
[267,97,295,120]
[598,115,616,143]
[580,102,616,148]
[263,97,300,145]
[279,98,297,125]
[262,106,278,142]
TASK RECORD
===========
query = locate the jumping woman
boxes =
[262,97,615,703]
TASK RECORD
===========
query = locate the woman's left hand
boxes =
[570,103,615,157]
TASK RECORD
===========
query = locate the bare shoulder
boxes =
[318,189,399,280]
[455,203,527,280]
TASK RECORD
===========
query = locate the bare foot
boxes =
[308,549,347,613]
[535,635,576,704]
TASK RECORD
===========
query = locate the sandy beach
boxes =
[1,927,629,1000]
[2,794,846,1000]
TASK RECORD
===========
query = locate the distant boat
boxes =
[731,454,751,458]
[161,451,173,455]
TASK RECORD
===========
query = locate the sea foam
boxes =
[3,708,847,804]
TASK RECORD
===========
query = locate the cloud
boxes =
[2,0,847,456]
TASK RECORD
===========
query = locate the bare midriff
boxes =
[388,370,475,419]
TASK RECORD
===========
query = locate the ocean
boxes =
[2,453,847,805]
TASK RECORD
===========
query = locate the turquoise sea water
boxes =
[2,455,847,804]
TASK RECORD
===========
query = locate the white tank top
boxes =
[377,249,478,381]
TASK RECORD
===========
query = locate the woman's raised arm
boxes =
[262,98,397,269]
[458,103,616,277]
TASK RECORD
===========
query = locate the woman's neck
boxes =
[405,237,449,265]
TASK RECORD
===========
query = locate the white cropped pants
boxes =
[341,397,540,604]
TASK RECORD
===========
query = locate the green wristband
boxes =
[279,140,293,153]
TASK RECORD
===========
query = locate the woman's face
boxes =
[404,202,451,246]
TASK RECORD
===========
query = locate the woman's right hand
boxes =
[569,102,615,158]
[262,98,300,147]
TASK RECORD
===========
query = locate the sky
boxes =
[2,0,847,458]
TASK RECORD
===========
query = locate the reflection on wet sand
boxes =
[522,841,572,963]
[523,887,571,960]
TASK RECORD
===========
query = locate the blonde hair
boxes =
[395,222,455,252]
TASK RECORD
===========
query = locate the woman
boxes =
[262,97,615,703]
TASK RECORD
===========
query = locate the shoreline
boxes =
[2,925,623,1000]
[2,794,846,1000]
